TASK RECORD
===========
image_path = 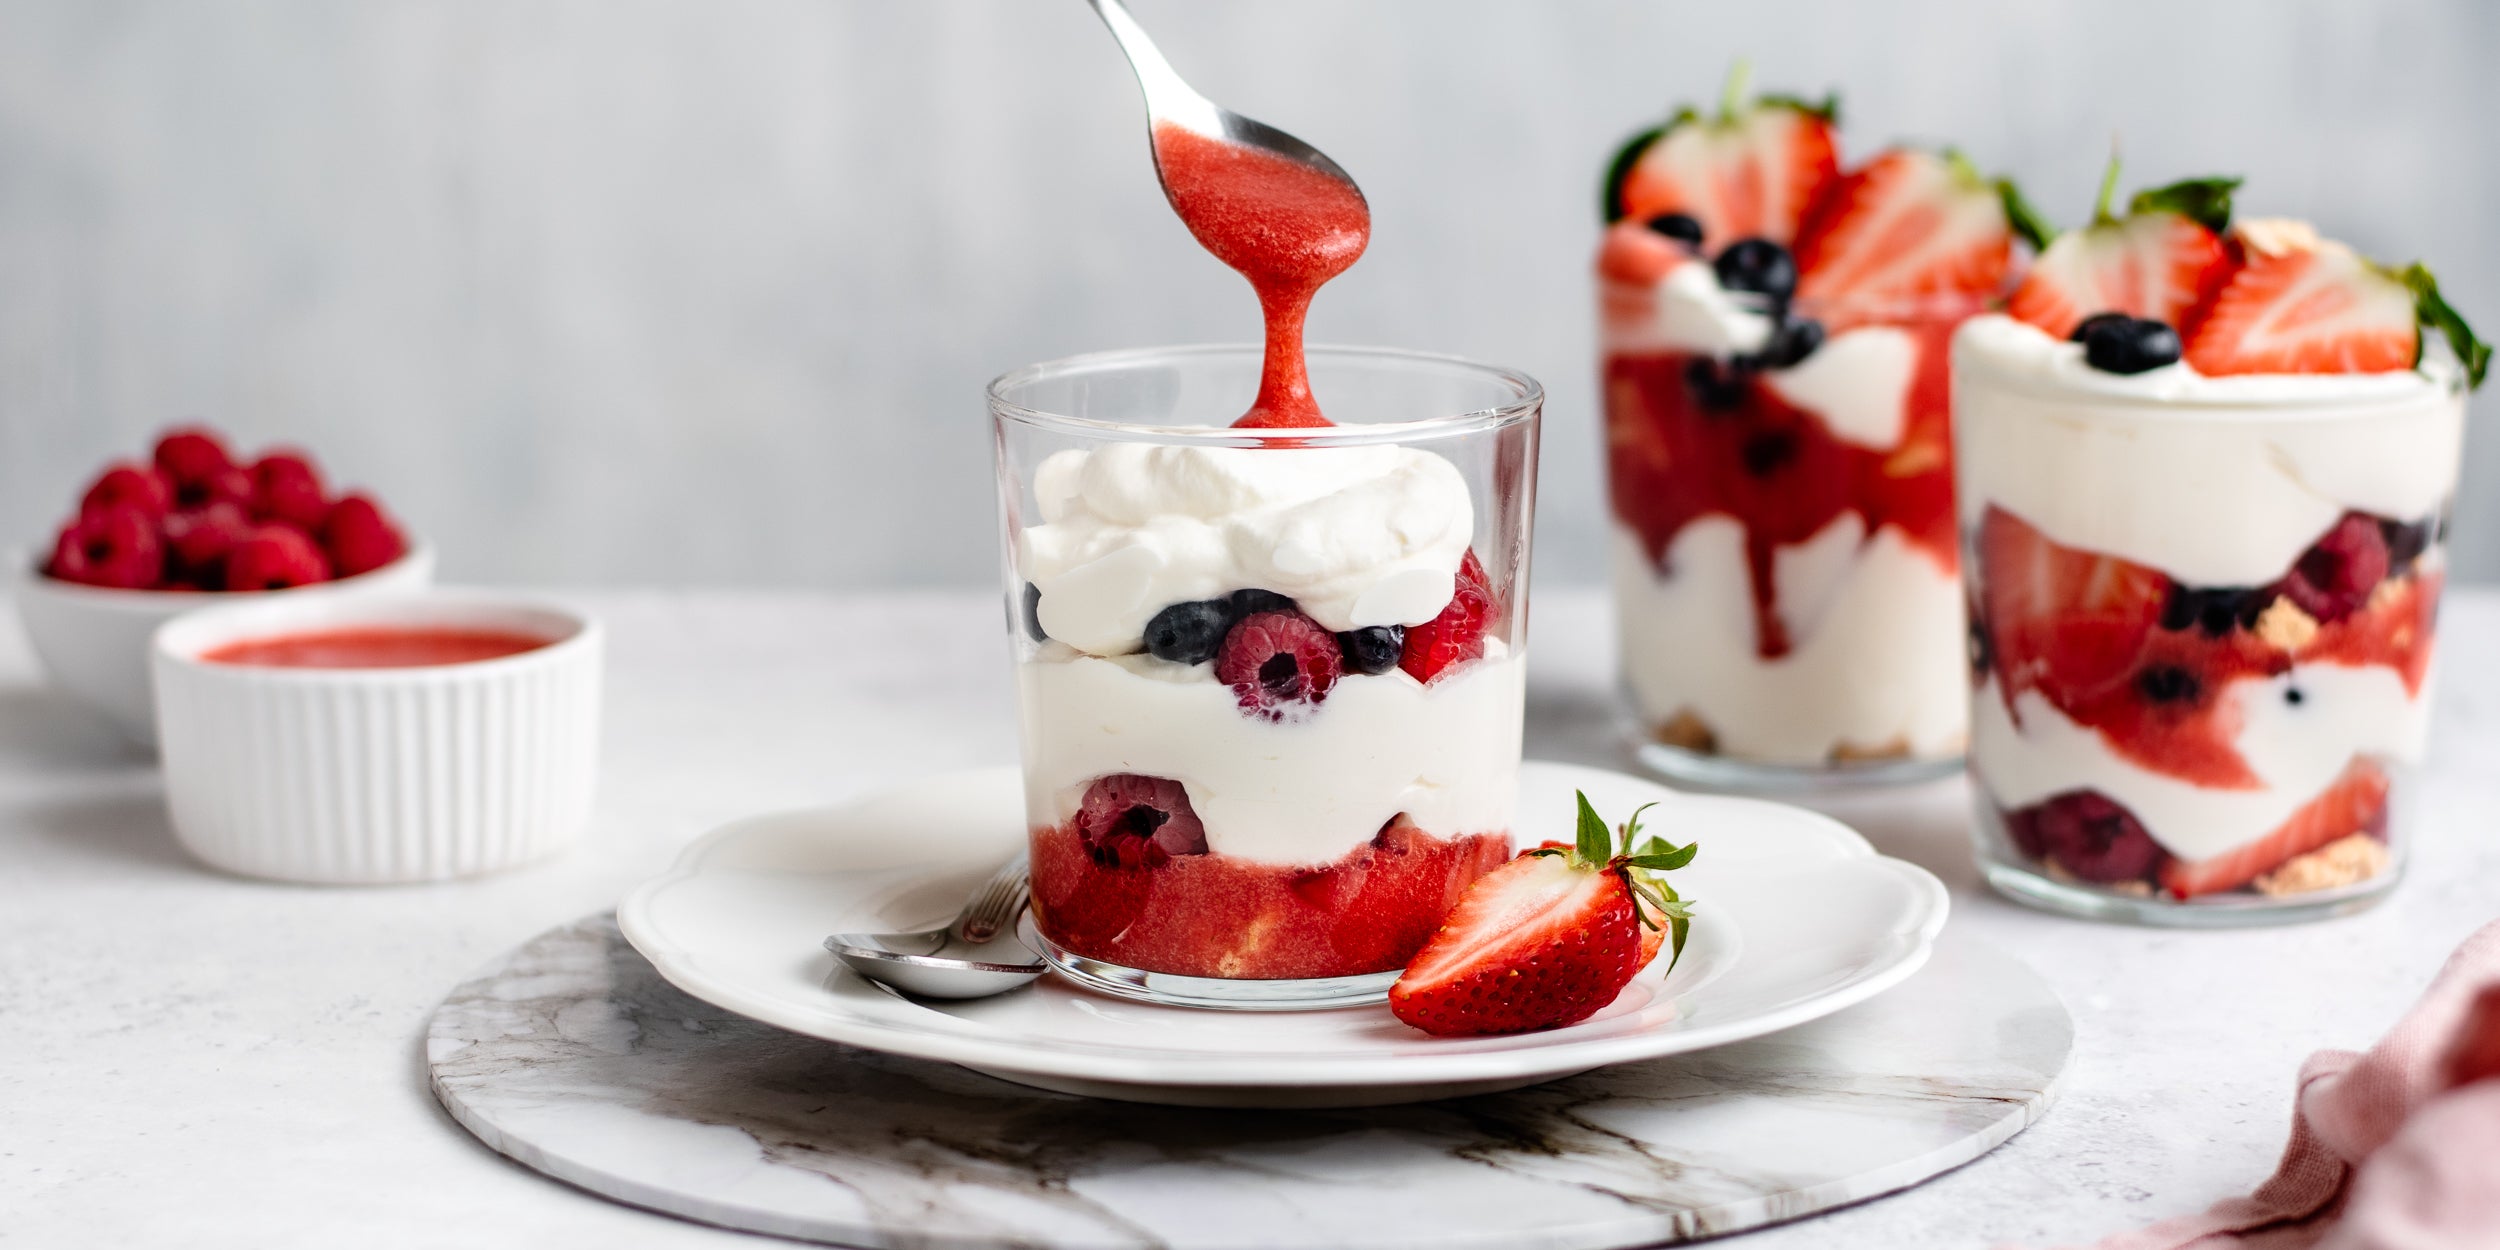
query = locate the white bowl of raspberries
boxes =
[12,425,432,746]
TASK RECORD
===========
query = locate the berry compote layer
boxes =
[1955,313,2467,902]
[1013,442,1522,980]
[1600,224,1977,765]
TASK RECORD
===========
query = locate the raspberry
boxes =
[1398,550,1494,683]
[2004,791,2169,885]
[247,450,329,531]
[162,501,256,586]
[223,525,332,591]
[1074,774,1207,869]
[80,463,173,521]
[47,505,165,589]
[1214,609,1342,719]
[2279,513,2390,624]
[153,426,236,488]
[319,493,408,578]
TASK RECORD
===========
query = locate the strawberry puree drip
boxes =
[1031,816,1509,980]
[202,626,552,669]
[1151,122,1370,429]
[1602,317,1960,659]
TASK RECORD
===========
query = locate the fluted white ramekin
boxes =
[150,590,602,884]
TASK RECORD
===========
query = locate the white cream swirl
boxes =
[1020,443,1473,656]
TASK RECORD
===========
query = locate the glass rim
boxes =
[987,343,1544,446]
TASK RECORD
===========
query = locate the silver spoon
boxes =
[1083,0,1365,198]
[823,856,1045,999]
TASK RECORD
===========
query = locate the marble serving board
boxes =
[425,914,2070,1249]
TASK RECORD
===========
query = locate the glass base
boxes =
[1626,726,1964,794]
[1979,855,2402,927]
[1037,934,1400,1011]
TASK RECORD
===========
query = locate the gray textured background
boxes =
[2,0,2492,588]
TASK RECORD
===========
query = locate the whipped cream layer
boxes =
[1020,443,1473,655]
[1612,521,1966,765]
[1602,260,1777,358]
[1017,645,1524,865]
[1973,663,2430,865]
[1953,314,2467,587]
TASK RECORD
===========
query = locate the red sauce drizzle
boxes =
[203,626,553,670]
[1602,313,1962,659]
[1150,121,1370,428]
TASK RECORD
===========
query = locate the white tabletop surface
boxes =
[5,586,2496,1249]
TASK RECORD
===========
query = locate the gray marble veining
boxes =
[428,915,2072,1250]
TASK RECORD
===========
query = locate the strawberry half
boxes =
[1792,148,2020,306]
[2183,235,2419,378]
[1390,793,1697,1038]
[2006,165,2240,340]
[1975,505,2171,708]
[1603,67,1838,250]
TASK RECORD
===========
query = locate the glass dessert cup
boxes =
[1953,317,2466,925]
[1602,280,1982,791]
[991,345,1540,1008]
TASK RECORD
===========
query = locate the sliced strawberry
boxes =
[1398,550,1494,684]
[1391,794,1696,1037]
[1793,148,2016,306]
[1605,81,1838,250]
[2159,760,2391,899]
[1975,506,2170,708]
[1595,220,1688,288]
[2008,191,2235,340]
[2184,239,2416,377]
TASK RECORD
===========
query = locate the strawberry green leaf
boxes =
[1758,91,1842,126]
[2127,177,2240,235]
[1573,790,1611,866]
[1600,124,1667,223]
[1622,843,1699,872]
[1998,178,2054,253]
[1667,913,1691,973]
[1617,801,1660,849]
[2089,147,2123,224]
[2400,262,2492,389]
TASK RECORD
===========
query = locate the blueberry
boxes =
[2079,316,2182,375]
[2066,311,2132,344]
[2382,516,2434,571]
[1337,626,1405,675]
[1643,213,1704,247]
[2136,665,2200,704]
[1683,357,1747,412]
[1229,588,1294,618]
[1756,316,1825,369]
[1713,237,1796,304]
[2160,585,2261,637]
[1143,599,1232,665]
[1967,616,1994,680]
[1021,582,1047,643]
[1740,429,1798,477]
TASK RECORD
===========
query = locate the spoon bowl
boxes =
[1084,0,1364,199]
[823,856,1045,999]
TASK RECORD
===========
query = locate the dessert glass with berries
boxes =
[1955,175,2487,923]
[1598,77,2030,786]
[992,344,1539,1008]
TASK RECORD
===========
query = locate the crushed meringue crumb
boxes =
[2256,834,2390,896]
[1653,710,1717,753]
[2254,596,2322,651]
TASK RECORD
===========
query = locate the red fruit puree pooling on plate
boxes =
[1151,121,1370,428]
[202,627,551,669]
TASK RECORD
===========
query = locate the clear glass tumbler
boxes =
[990,344,1540,1008]
[1601,266,1981,789]
[1953,315,2466,924]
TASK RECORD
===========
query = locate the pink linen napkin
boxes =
[2056,918,2500,1250]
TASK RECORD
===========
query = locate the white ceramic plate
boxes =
[619,761,1949,1107]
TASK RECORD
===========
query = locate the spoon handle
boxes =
[953,855,1031,944]
[1083,0,1217,130]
